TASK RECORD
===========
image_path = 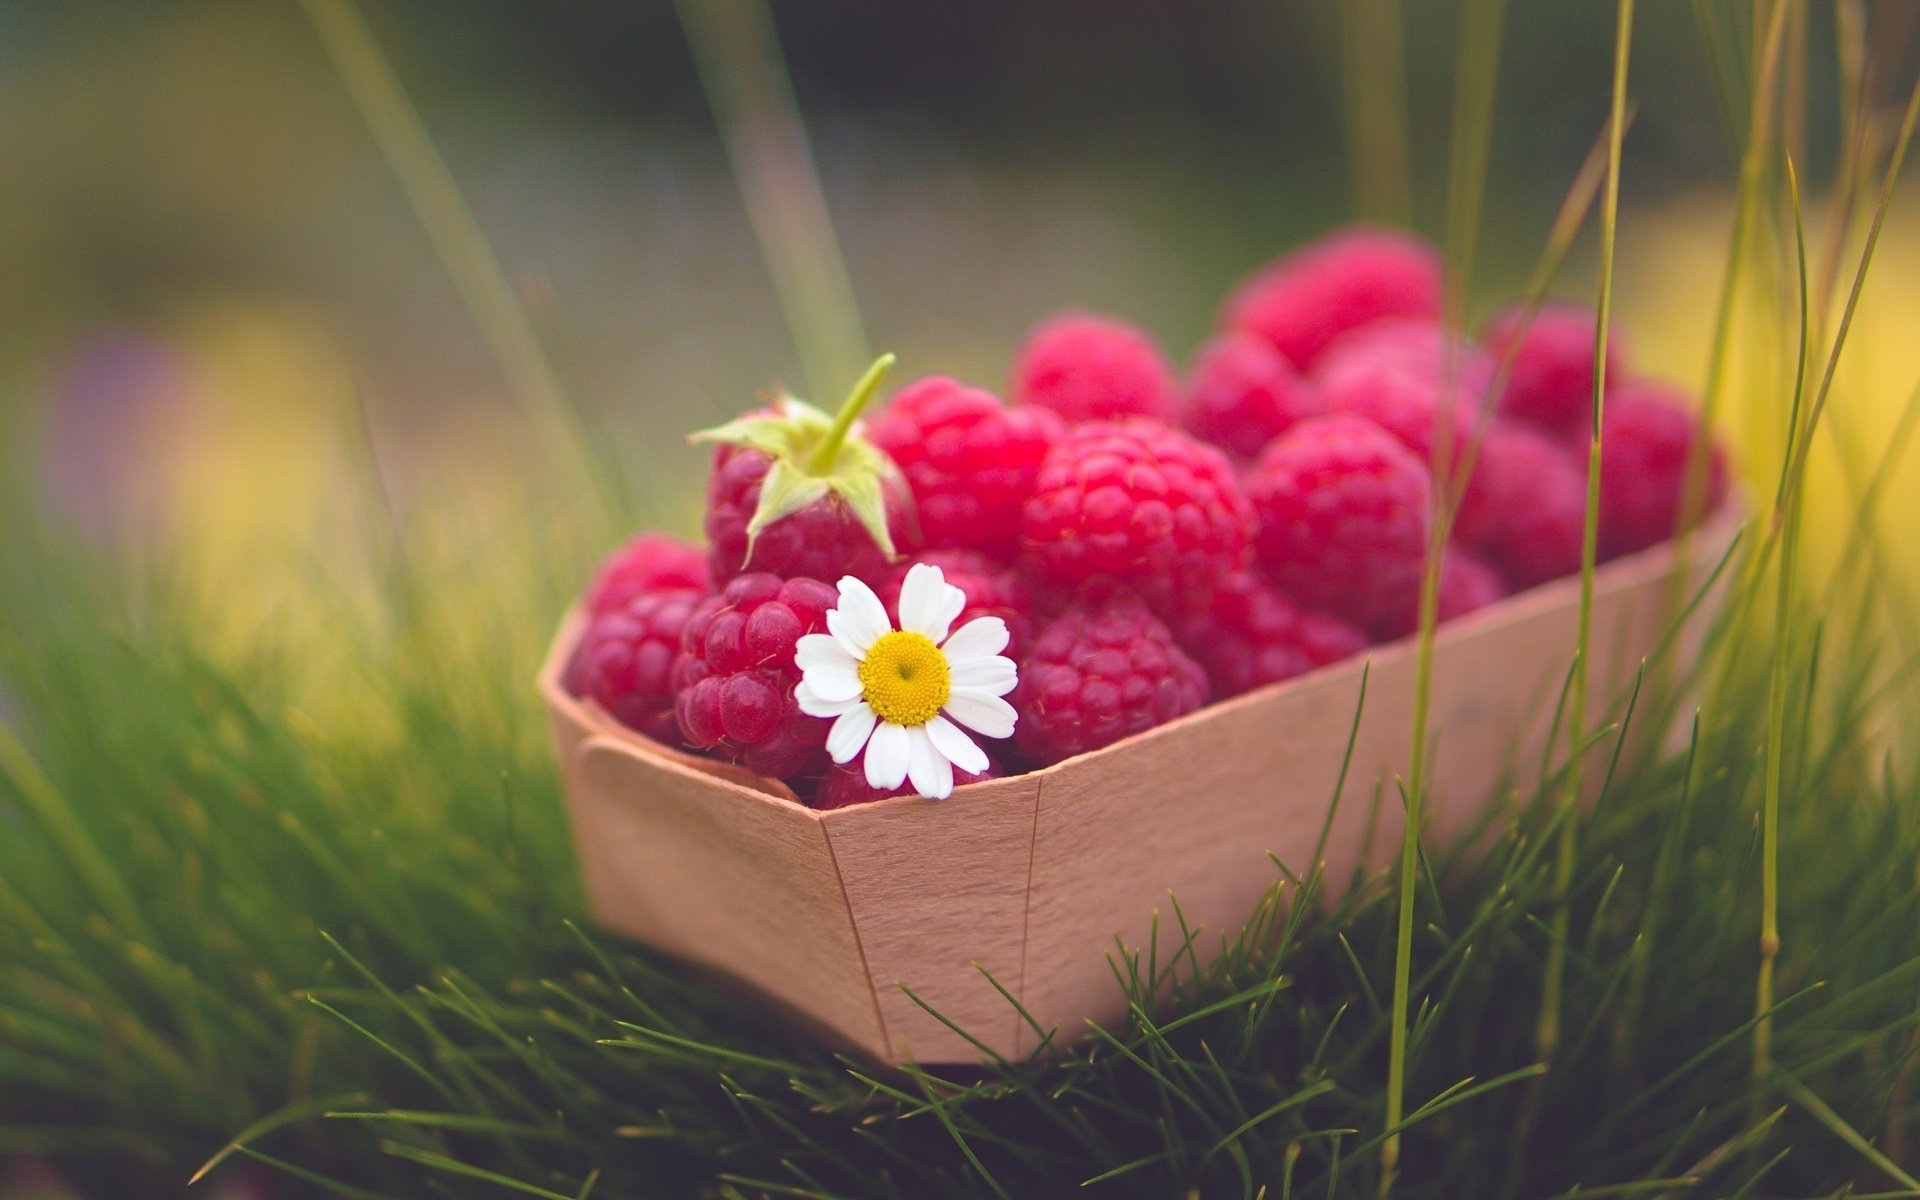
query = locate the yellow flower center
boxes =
[858,631,951,727]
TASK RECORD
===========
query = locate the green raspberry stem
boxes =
[807,352,895,474]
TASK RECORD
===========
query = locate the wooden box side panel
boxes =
[822,775,1042,1063]
[569,736,887,1058]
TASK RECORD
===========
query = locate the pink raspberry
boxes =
[1369,545,1507,641]
[1481,302,1629,435]
[1246,414,1433,628]
[866,376,1064,559]
[582,533,709,616]
[1176,571,1367,699]
[1220,225,1444,370]
[1181,331,1324,460]
[1316,324,1492,472]
[1598,382,1729,557]
[705,442,914,586]
[876,549,1037,659]
[1022,418,1255,621]
[567,587,709,744]
[1011,312,1178,424]
[672,573,839,780]
[1012,597,1209,765]
[813,757,1001,810]
[1317,318,1497,402]
[1456,424,1589,589]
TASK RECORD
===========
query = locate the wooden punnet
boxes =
[541,509,1740,1065]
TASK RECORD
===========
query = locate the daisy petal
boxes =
[795,636,863,701]
[864,721,911,791]
[828,577,892,655]
[943,688,1017,740]
[940,615,1009,661]
[949,655,1017,696]
[796,681,862,719]
[926,714,990,776]
[826,703,878,764]
[898,563,967,643]
[906,725,955,800]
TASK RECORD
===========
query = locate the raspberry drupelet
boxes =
[582,532,710,617]
[1181,331,1325,461]
[1012,597,1209,765]
[866,375,1064,559]
[567,587,709,744]
[1176,570,1368,699]
[1246,413,1433,629]
[1011,312,1179,424]
[1022,418,1255,622]
[673,573,840,780]
[1220,225,1444,371]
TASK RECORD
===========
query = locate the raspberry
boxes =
[673,573,839,780]
[1011,312,1178,424]
[1456,424,1589,589]
[813,757,1000,810]
[1182,331,1325,460]
[1481,302,1629,434]
[1220,225,1444,370]
[1598,382,1729,557]
[1369,545,1507,641]
[1316,323,1492,471]
[705,442,914,585]
[567,587,709,743]
[867,376,1064,558]
[582,532,709,616]
[1012,597,1209,765]
[1022,418,1255,621]
[1176,571,1367,698]
[1246,414,1433,628]
[875,549,1037,659]
[1317,318,1496,404]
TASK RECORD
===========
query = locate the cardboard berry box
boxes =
[540,507,1739,1066]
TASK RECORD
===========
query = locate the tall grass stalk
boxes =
[1338,0,1414,226]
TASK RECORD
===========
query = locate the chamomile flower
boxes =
[793,564,1018,799]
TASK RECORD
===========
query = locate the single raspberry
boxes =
[1022,418,1255,621]
[1369,544,1507,641]
[697,355,917,586]
[582,532,709,616]
[1220,225,1444,370]
[1176,571,1367,699]
[1456,424,1589,589]
[1481,302,1629,434]
[1012,597,1209,765]
[1316,323,1493,472]
[875,549,1037,659]
[1317,318,1496,405]
[672,573,839,780]
[1011,312,1178,424]
[1181,331,1325,461]
[1246,414,1433,628]
[567,587,709,743]
[866,376,1064,558]
[812,757,1001,810]
[1598,382,1729,557]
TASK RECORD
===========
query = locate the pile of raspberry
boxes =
[567,225,1730,808]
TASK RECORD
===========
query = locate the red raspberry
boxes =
[1246,414,1433,628]
[1022,418,1255,621]
[1598,382,1729,557]
[567,587,709,743]
[1181,331,1324,460]
[583,532,709,616]
[1481,302,1629,435]
[1012,597,1209,765]
[875,549,1037,659]
[1220,226,1444,371]
[1456,424,1589,589]
[1369,545,1507,641]
[1176,571,1367,699]
[705,442,914,586]
[813,757,1001,810]
[866,376,1064,559]
[1011,312,1178,424]
[1316,323,1493,472]
[1317,318,1496,402]
[672,573,839,780]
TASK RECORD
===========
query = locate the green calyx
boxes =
[691,353,904,563]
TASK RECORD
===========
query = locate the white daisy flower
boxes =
[794,564,1019,800]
